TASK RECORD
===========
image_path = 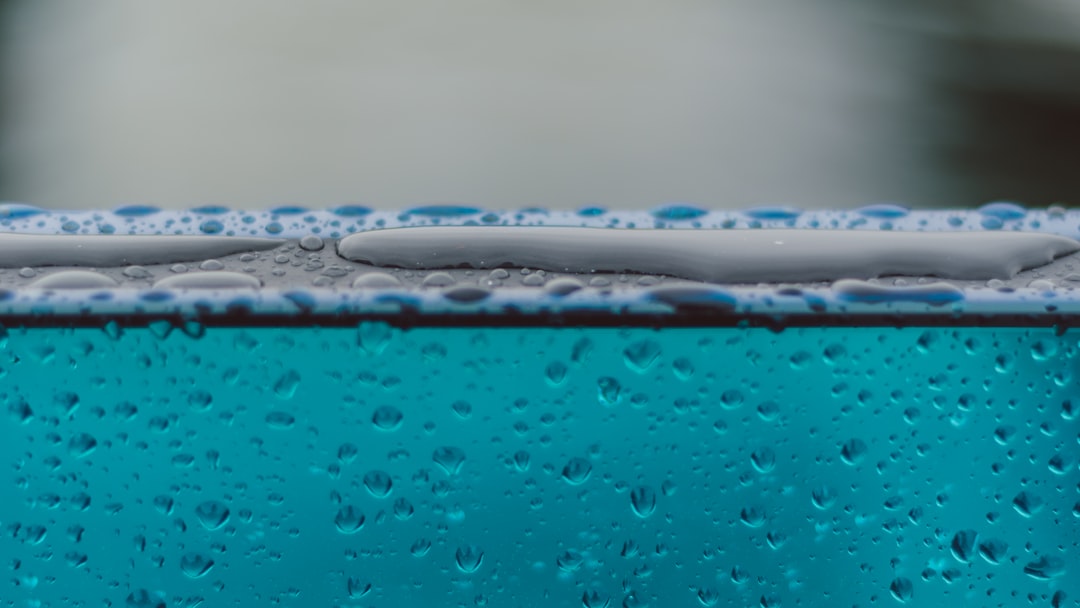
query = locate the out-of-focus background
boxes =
[0,0,1078,211]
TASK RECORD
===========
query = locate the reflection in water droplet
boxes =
[372,405,404,431]
[363,470,393,498]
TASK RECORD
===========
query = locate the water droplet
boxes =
[421,272,456,287]
[582,590,611,608]
[443,285,491,303]
[433,446,466,475]
[720,389,744,410]
[751,447,776,473]
[630,486,657,518]
[273,370,301,399]
[393,498,415,520]
[978,201,1026,220]
[455,545,484,573]
[32,271,119,289]
[194,500,230,530]
[347,576,372,598]
[856,203,910,218]
[126,589,165,608]
[372,405,403,431]
[265,411,296,429]
[337,442,359,463]
[840,438,868,465]
[67,433,98,458]
[123,265,153,279]
[623,340,661,372]
[950,529,978,563]
[562,457,593,485]
[672,357,694,380]
[334,505,365,534]
[451,400,472,419]
[407,204,482,217]
[977,539,1008,565]
[740,505,766,527]
[1012,491,1044,517]
[357,321,393,355]
[362,470,393,498]
[545,361,568,386]
[544,277,585,296]
[153,271,261,289]
[556,550,584,572]
[180,553,214,578]
[696,587,720,607]
[888,577,913,602]
[513,450,531,471]
[1023,556,1065,580]
[652,204,706,220]
[299,235,324,251]
[352,272,402,288]
[598,377,622,406]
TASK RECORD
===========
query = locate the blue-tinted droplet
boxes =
[114,205,161,217]
[180,553,214,578]
[562,457,593,485]
[630,486,657,518]
[199,220,225,234]
[433,446,466,475]
[194,500,230,530]
[978,201,1026,220]
[362,470,393,498]
[455,544,484,573]
[406,205,481,217]
[334,505,365,534]
[651,204,706,221]
[372,406,403,431]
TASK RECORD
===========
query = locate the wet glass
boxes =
[1,203,1076,607]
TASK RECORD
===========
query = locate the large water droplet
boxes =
[582,590,611,608]
[630,486,657,518]
[562,457,593,485]
[740,505,766,527]
[180,552,214,578]
[455,544,484,573]
[433,446,466,475]
[194,500,230,530]
[362,470,393,498]
[556,550,584,573]
[545,361,569,386]
[334,505,365,534]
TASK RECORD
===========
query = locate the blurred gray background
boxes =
[0,0,1078,211]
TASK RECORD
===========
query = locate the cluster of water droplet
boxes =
[2,321,1076,606]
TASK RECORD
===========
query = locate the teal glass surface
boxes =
[2,324,1076,607]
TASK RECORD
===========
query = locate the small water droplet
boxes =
[67,433,97,458]
[194,500,230,530]
[950,529,978,563]
[630,486,657,518]
[740,505,766,527]
[1023,556,1065,580]
[562,457,593,485]
[433,446,466,475]
[299,235,324,251]
[888,577,913,602]
[455,544,484,573]
[840,438,868,465]
[372,405,403,431]
[362,470,393,498]
[180,553,214,578]
[1012,491,1044,517]
[598,377,622,406]
[623,340,661,373]
[265,411,296,429]
[357,321,393,355]
[273,370,301,399]
[347,576,372,598]
[334,505,365,534]
[545,361,568,386]
[751,447,776,473]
